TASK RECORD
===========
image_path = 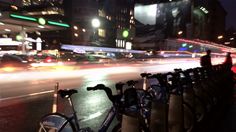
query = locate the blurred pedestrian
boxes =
[200,50,212,67]
[224,52,233,67]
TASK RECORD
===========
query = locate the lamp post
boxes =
[91,18,100,43]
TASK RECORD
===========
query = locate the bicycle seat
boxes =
[140,73,151,78]
[127,80,138,86]
[58,89,78,98]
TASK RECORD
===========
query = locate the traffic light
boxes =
[122,29,129,38]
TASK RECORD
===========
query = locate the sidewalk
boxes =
[199,78,236,132]
[213,84,236,132]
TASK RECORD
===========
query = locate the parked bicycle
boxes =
[38,83,123,132]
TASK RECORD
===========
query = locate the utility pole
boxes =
[20,27,27,54]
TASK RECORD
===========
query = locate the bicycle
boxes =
[38,83,124,132]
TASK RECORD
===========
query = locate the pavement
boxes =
[213,83,236,132]
[197,69,236,132]
[217,67,236,132]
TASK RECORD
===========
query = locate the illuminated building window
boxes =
[98,29,106,37]
[130,10,133,15]
[74,33,78,37]
[122,40,125,47]
[98,9,106,17]
[22,0,31,6]
[117,40,121,47]
[32,0,42,5]
[23,0,63,6]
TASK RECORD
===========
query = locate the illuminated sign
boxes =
[48,21,70,28]
[10,14,70,28]
[10,14,37,21]
[38,18,46,25]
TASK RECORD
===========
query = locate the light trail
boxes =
[0,90,54,101]
[0,58,234,101]
[0,57,230,84]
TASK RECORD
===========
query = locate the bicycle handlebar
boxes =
[140,73,152,78]
[87,84,115,103]
[87,84,106,91]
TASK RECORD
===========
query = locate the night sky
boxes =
[0,0,235,29]
[219,0,236,29]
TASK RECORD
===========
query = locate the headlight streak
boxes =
[1,57,234,84]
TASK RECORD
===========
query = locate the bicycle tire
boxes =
[38,113,76,132]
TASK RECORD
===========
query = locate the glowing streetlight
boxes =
[91,18,100,43]
[217,35,223,39]
[91,18,100,28]
[178,30,183,35]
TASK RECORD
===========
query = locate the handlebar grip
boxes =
[87,84,114,103]
[87,87,95,91]
[87,84,106,91]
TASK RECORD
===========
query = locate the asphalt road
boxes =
[0,59,202,132]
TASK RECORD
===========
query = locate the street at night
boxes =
[0,59,200,131]
[1,0,236,131]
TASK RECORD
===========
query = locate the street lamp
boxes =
[178,30,183,35]
[91,18,100,43]
[91,18,100,28]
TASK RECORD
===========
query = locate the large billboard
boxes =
[134,0,191,40]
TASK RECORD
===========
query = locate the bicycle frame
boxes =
[68,86,119,132]
[98,106,117,132]
[67,96,80,131]
[65,97,117,132]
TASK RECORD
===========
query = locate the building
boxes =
[16,0,69,49]
[193,0,227,42]
[18,0,135,49]
[0,0,70,52]
[64,0,135,48]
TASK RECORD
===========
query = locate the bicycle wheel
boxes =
[38,113,76,132]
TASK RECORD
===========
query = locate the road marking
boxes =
[0,90,54,101]
[80,109,108,122]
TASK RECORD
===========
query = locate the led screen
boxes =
[134,4,157,25]
[134,0,191,39]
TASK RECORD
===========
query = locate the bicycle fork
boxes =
[68,97,81,131]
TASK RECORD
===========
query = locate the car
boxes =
[0,54,30,67]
